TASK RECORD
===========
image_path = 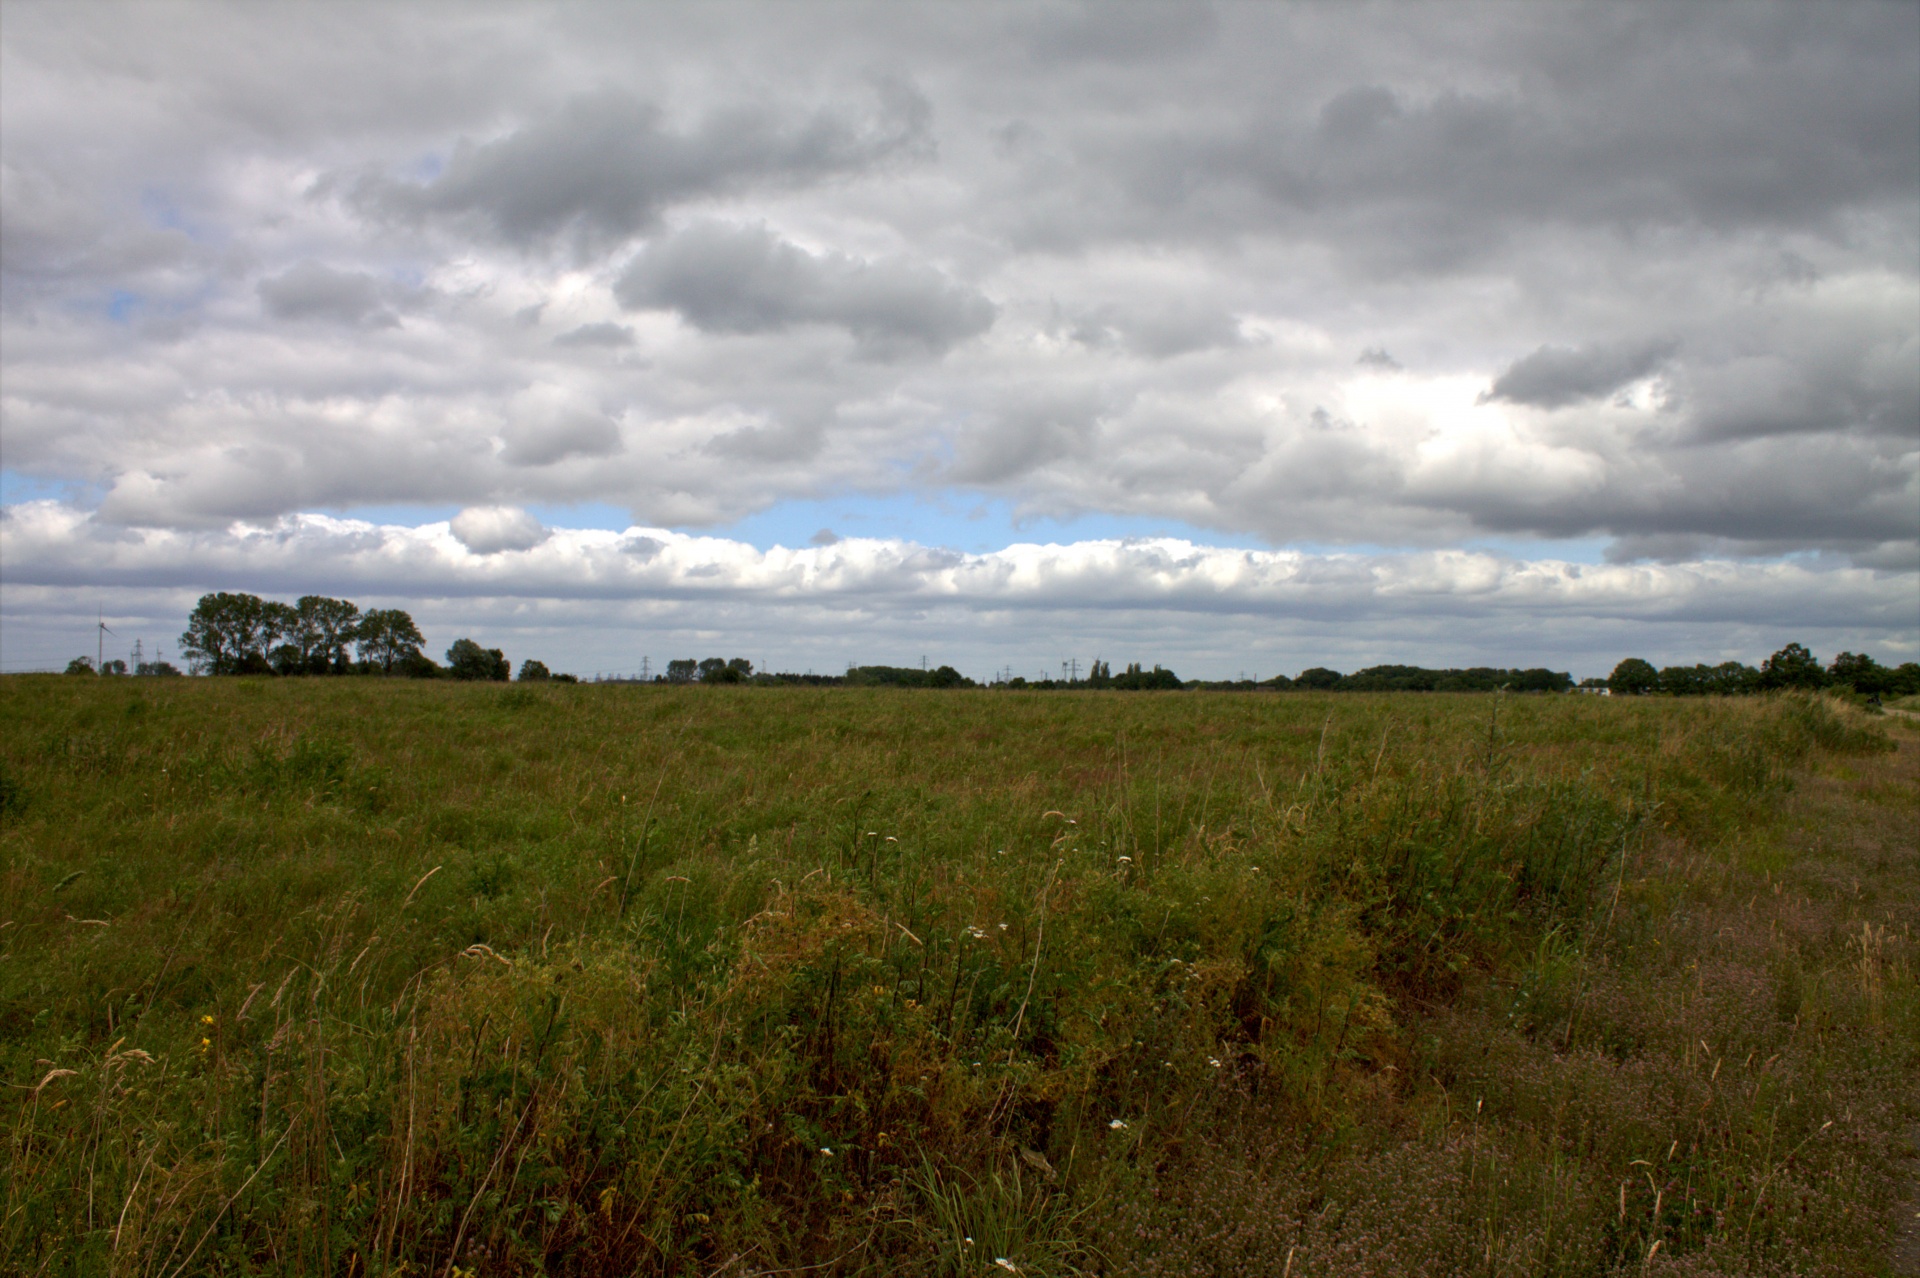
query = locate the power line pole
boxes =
[640,655,651,681]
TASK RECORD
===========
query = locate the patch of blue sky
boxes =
[139,187,206,239]
[107,290,141,322]
[1459,536,1612,564]
[0,470,103,506]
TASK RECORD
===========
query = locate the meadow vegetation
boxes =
[1,678,1914,1276]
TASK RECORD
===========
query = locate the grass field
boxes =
[2,678,1915,1276]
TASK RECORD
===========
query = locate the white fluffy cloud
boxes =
[448,505,551,554]
[5,501,1912,677]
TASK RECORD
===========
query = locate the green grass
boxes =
[2,679,1914,1276]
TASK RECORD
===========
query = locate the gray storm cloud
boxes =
[0,2,1914,671]
[258,261,401,328]
[1483,341,1677,409]
[614,222,996,359]
[350,84,932,253]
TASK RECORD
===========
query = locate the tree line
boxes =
[64,604,1914,702]
[654,647,1914,698]
[1600,644,1919,699]
[66,592,573,682]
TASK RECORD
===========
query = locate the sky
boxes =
[2,2,1915,681]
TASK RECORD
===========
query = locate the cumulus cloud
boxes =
[1,3,1914,666]
[5,501,1907,627]
[257,261,401,327]
[349,84,932,253]
[448,505,549,554]
[1067,301,1244,358]
[1484,340,1677,409]
[951,387,1106,484]
[615,222,995,358]
[553,321,635,348]
[497,384,624,468]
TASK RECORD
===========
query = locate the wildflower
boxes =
[199,1014,215,1026]
[997,922,1008,931]
[964,1236,974,1246]
[820,1147,833,1156]
[1109,1119,1128,1130]
[1208,1057,1222,1068]
[995,1260,1019,1272]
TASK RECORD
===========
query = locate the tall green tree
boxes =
[178,592,269,674]
[262,601,302,674]
[357,609,425,675]
[446,638,510,681]
[288,596,361,673]
[1607,658,1658,695]
[1760,643,1825,690]
[1828,652,1889,695]
[697,657,752,683]
[1709,662,1761,695]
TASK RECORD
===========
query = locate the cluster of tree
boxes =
[664,657,756,684]
[1083,661,1184,690]
[81,592,577,682]
[1605,645,1920,698]
[846,664,973,688]
[64,655,183,677]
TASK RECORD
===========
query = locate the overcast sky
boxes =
[2,2,1915,679]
